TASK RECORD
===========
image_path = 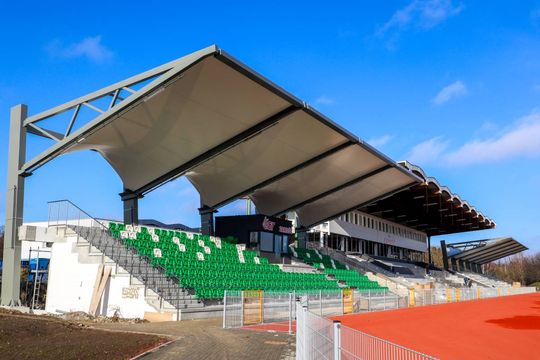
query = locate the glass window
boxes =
[274,235,282,254]
[282,235,289,253]
[260,231,274,252]
[250,232,258,247]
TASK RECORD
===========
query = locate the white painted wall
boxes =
[329,219,427,252]
[21,241,51,260]
[43,230,156,319]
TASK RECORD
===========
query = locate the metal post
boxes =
[288,292,292,334]
[319,289,323,316]
[302,306,308,360]
[1,104,27,306]
[199,200,217,236]
[440,240,449,270]
[120,189,140,225]
[427,235,432,268]
[240,291,244,326]
[333,321,341,360]
[340,289,344,315]
[223,290,227,328]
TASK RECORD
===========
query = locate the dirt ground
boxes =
[93,317,296,360]
[0,309,294,360]
[0,310,168,360]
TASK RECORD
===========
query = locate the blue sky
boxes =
[1,1,540,251]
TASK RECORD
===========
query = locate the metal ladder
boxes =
[31,272,42,309]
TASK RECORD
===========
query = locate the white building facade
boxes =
[309,210,428,262]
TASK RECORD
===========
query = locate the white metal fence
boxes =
[223,286,537,331]
[223,289,346,331]
[296,302,438,360]
[297,305,337,360]
[412,286,537,307]
[355,291,404,312]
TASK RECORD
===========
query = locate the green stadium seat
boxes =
[108,222,345,299]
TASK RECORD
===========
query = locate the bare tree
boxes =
[0,227,4,259]
[485,252,540,286]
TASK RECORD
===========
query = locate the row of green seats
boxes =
[108,222,346,299]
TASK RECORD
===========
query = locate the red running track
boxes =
[332,293,540,360]
[241,321,296,333]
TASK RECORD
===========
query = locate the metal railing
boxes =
[356,291,403,312]
[412,286,537,307]
[339,324,437,360]
[47,199,107,234]
[296,302,438,360]
[223,289,345,331]
[297,304,336,360]
[46,200,204,314]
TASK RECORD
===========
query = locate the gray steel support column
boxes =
[199,199,216,236]
[120,189,140,225]
[296,228,308,249]
[427,236,432,265]
[1,104,27,306]
[440,240,449,270]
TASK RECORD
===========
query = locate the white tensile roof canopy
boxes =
[23,45,420,227]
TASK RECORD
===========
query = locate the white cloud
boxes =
[314,96,336,105]
[378,0,463,36]
[47,36,113,63]
[367,134,393,148]
[445,111,540,166]
[405,110,540,166]
[406,136,449,165]
[431,80,467,105]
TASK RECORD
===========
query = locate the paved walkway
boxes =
[93,318,295,360]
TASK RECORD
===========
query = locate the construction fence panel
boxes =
[356,290,403,312]
[342,289,353,315]
[460,288,476,301]
[225,286,538,329]
[223,290,243,328]
[296,302,438,360]
[310,290,344,317]
[339,324,438,360]
[414,289,436,307]
[263,291,295,325]
[296,303,336,360]
[510,287,537,295]
[243,290,263,325]
[480,288,498,298]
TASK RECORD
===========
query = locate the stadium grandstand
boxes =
[1,45,536,359]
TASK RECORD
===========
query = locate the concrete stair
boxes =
[69,226,205,314]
